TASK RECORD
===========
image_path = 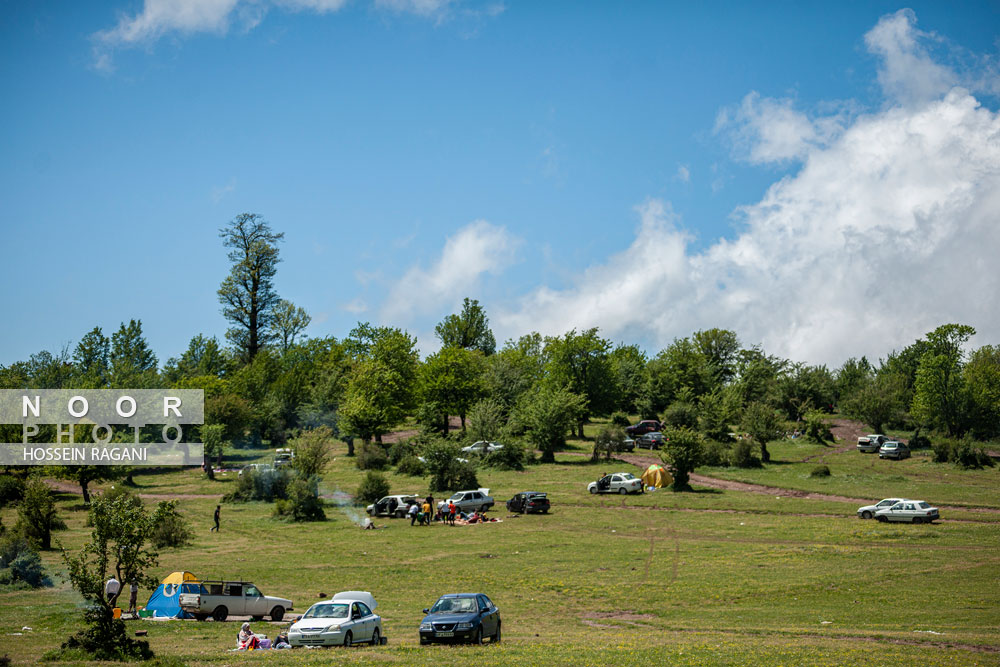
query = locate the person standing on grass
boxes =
[447,501,457,525]
[421,500,432,526]
[409,501,419,526]
[128,580,138,615]
[105,575,120,602]
[211,505,220,532]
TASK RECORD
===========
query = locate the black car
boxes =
[419,593,501,645]
[506,492,550,514]
[637,431,666,449]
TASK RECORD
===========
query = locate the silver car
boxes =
[857,434,887,453]
[875,500,939,524]
[879,441,910,460]
[857,498,907,519]
[437,489,494,514]
[288,592,383,647]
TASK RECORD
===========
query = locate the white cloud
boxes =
[342,298,368,314]
[210,177,237,203]
[382,220,519,322]
[493,86,1000,364]
[716,92,850,165]
[864,8,958,106]
[676,164,690,183]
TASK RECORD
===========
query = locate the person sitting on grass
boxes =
[238,623,260,650]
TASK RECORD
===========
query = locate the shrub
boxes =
[809,465,831,477]
[356,443,389,471]
[663,401,699,429]
[951,438,995,470]
[356,471,390,505]
[396,454,426,477]
[0,533,48,589]
[592,426,626,461]
[931,438,953,463]
[150,501,191,549]
[274,477,326,522]
[59,608,153,661]
[467,399,507,442]
[803,411,834,443]
[388,439,414,466]
[909,429,932,450]
[423,440,480,492]
[0,477,25,508]
[291,427,334,478]
[659,427,704,491]
[732,439,761,468]
[701,440,731,467]
[15,478,61,550]
[223,467,291,503]
[610,411,631,428]
[482,442,526,471]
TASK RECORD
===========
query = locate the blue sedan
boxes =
[419,593,501,645]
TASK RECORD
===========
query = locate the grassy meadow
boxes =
[1,427,999,666]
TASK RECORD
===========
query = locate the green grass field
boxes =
[2,432,999,666]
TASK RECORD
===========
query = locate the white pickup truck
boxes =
[179,580,293,622]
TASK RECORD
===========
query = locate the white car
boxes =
[461,441,504,455]
[179,580,292,621]
[366,495,420,518]
[288,591,383,647]
[437,489,494,514]
[857,434,887,453]
[857,498,907,519]
[588,472,643,495]
[875,500,940,524]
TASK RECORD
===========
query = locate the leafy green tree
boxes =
[482,334,545,413]
[218,213,284,361]
[434,297,497,355]
[162,334,229,383]
[842,372,908,434]
[964,345,1000,439]
[340,328,419,444]
[645,337,713,414]
[776,363,836,421]
[355,471,391,504]
[731,347,786,408]
[109,320,158,387]
[420,347,486,432]
[271,299,312,352]
[61,494,169,661]
[15,478,60,550]
[911,324,976,435]
[291,427,334,478]
[514,385,586,463]
[467,398,506,442]
[592,425,627,461]
[609,344,648,414]
[740,401,784,464]
[692,328,740,386]
[73,327,110,387]
[697,386,740,442]
[544,328,616,436]
[834,356,873,405]
[660,427,704,491]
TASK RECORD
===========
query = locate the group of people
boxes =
[405,496,494,526]
[236,623,291,651]
[104,576,139,615]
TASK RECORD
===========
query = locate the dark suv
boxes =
[506,492,550,514]
[637,431,667,449]
[625,420,662,437]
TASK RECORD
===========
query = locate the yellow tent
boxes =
[161,571,199,585]
[641,464,672,489]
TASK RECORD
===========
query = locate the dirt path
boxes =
[44,478,219,500]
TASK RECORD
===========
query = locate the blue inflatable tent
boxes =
[145,571,200,618]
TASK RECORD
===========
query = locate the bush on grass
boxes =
[149,501,191,549]
[356,471,390,505]
[732,439,761,468]
[396,454,426,477]
[274,477,326,522]
[223,467,291,503]
[809,465,831,477]
[0,476,25,507]
[356,443,389,471]
[482,441,527,471]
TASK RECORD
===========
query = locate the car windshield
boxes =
[303,603,349,619]
[449,493,463,501]
[918,502,931,509]
[431,597,477,614]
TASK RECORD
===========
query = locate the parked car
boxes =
[274,448,295,468]
[588,472,643,495]
[238,463,274,477]
[366,494,420,518]
[438,489,494,514]
[625,420,662,437]
[857,498,908,519]
[419,593,501,645]
[875,500,939,524]
[620,437,636,452]
[879,441,911,460]
[179,580,292,622]
[461,441,504,455]
[857,434,888,453]
[637,432,666,449]
[506,492,550,514]
[288,591,383,647]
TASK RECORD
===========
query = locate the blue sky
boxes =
[2,1,999,367]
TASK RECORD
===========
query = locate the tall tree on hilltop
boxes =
[435,297,497,355]
[218,213,284,361]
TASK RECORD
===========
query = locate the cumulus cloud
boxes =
[493,87,1000,365]
[382,220,519,322]
[864,8,958,106]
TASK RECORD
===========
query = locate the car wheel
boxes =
[474,626,484,645]
[589,486,597,494]
[876,516,888,523]
[270,606,285,622]
[212,606,228,622]
[861,511,872,519]
[494,622,501,643]
[371,627,381,646]
[619,487,627,495]
[343,631,353,647]
[194,614,208,622]
[913,517,923,524]
[543,508,549,514]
